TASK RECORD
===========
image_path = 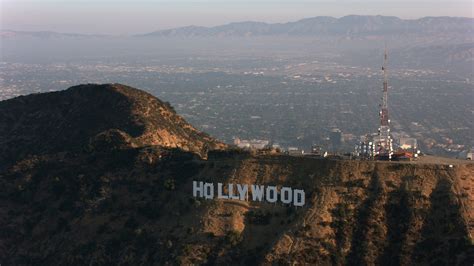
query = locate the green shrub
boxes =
[164,178,176,191]
[225,230,242,247]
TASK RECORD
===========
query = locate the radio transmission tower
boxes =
[376,46,393,159]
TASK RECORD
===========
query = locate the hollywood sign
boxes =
[193,181,305,207]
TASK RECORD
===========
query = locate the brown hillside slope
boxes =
[0,84,472,265]
[0,83,225,167]
[1,149,472,265]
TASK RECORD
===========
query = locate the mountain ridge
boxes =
[140,15,474,37]
[2,15,473,38]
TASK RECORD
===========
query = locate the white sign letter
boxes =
[293,189,305,207]
[218,183,228,199]
[193,181,204,198]
[204,183,214,200]
[228,183,240,200]
[266,186,278,203]
[251,185,264,202]
[237,184,248,201]
[281,187,292,204]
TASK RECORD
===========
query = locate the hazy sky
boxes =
[1,0,473,34]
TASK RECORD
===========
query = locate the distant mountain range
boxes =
[2,15,473,39]
[140,15,474,37]
[0,30,107,39]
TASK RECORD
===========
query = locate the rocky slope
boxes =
[0,85,472,265]
[0,83,226,167]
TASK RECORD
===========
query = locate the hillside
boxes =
[0,84,472,265]
[0,83,226,167]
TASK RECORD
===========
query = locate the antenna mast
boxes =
[377,46,393,159]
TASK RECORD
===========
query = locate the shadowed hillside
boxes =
[0,84,472,265]
[0,83,226,168]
